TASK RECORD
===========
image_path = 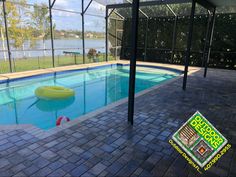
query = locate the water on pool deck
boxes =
[0,65,180,130]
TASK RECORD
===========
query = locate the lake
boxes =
[0,39,106,60]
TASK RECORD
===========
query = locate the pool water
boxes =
[0,64,180,130]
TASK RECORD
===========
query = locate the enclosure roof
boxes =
[208,0,236,7]
[94,0,236,7]
[94,0,129,6]
[94,0,191,6]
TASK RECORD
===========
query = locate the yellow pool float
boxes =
[35,86,75,100]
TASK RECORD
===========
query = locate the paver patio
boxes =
[0,67,235,177]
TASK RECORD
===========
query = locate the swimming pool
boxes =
[0,64,181,130]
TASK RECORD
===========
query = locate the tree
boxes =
[0,5,7,61]
[0,0,30,61]
[30,3,51,56]
[4,0,32,58]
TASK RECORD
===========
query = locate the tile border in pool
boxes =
[0,64,116,84]
[0,62,200,138]
[0,63,183,84]
[118,64,184,74]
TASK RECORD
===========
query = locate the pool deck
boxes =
[0,62,236,177]
[0,60,199,82]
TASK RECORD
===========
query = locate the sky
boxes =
[28,0,106,32]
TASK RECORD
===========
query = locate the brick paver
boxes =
[0,68,236,177]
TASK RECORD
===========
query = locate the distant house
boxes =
[86,33,94,38]
[60,32,65,36]
[69,34,75,37]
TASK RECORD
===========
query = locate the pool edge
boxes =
[0,66,201,139]
[0,61,201,137]
[0,61,184,84]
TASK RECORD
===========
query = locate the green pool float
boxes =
[35,86,75,100]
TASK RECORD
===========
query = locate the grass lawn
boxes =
[0,54,116,74]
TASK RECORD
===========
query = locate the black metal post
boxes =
[74,55,77,64]
[171,16,178,63]
[82,0,85,64]
[83,0,93,13]
[182,0,196,90]
[49,0,55,67]
[105,70,108,105]
[144,18,149,61]
[51,0,57,8]
[204,8,216,78]
[128,0,140,125]
[83,74,86,114]
[105,7,108,62]
[115,18,117,60]
[3,0,13,73]
[202,12,211,67]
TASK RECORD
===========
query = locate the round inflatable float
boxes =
[35,86,75,100]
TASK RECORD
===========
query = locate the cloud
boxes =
[84,1,105,16]
[53,0,69,8]
[52,9,78,17]
[29,0,106,31]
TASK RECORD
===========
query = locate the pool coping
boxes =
[0,61,119,83]
[0,62,185,84]
[0,61,201,138]
[0,60,198,82]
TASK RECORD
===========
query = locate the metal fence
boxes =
[0,0,116,74]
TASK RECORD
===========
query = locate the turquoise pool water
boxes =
[0,64,180,130]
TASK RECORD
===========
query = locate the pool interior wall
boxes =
[0,64,181,130]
